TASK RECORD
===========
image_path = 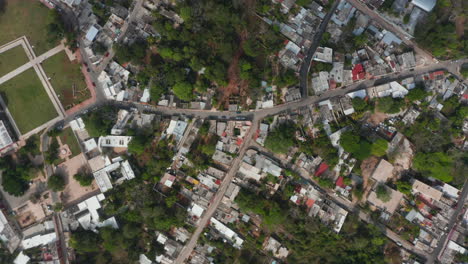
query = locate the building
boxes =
[370,159,394,183]
[411,0,437,12]
[93,159,136,192]
[311,71,330,93]
[367,186,404,214]
[263,237,289,259]
[99,136,132,149]
[85,25,100,42]
[210,217,244,249]
[0,120,13,150]
[313,47,333,63]
[166,120,188,143]
[412,180,442,204]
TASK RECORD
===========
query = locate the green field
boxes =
[0,45,29,78]
[42,51,90,109]
[59,127,81,157]
[0,68,57,134]
[0,0,57,55]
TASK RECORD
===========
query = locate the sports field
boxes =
[0,68,57,134]
[0,45,29,77]
[42,51,90,109]
[0,0,57,55]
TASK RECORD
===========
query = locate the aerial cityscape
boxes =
[0,0,466,263]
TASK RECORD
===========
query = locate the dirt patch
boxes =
[218,30,249,108]
[57,153,99,206]
[367,111,388,125]
[455,16,465,38]
[360,156,379,202]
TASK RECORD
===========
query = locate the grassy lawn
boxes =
[0,45,29,78]
[59,127,81,157]
[0,68,57,134]
[0,0,57,55]
[42,51,90,109]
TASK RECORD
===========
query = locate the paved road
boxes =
[299,0,341,97]
[174,118,260,263]
[428,180,468,264]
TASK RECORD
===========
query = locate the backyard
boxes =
[0,0,57,55]
[0,45,29,77]
[0,68,57,134]
[42,51,90,110]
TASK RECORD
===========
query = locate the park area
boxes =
[59,127,81,157]
[0,68,57,134]
[0,45,29,77]
[42,51,90,110]
[0,0,57,55]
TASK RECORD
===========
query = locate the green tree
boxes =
[352,97,369,112]
[340,131,372,160]
[172,82,193,101]
[396,181,412,196]
[73,173,94,186]
[264,122,296,154]
[1,169,29,196]
[318,178,335,189]
[407,86,428,102]
[70,230,101,253]
[376,184,391,202]
[48,174,66,191]
[371,139,388,157]
[413,152,453,182]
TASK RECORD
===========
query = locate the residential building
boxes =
[370,159,394,183]
[313,47,333,63]
[367,186,404,214]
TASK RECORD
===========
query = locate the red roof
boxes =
[352,64,365,81]
[314,162,329,177]
[336,177,345,188]
[306,198,315,208]
[215,179,221,185]
[429,71,444,80]
[236,138,243,146]
[329,79,337,89]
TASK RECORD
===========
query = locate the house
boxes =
[311,71,330,93]
[370,159,394,183]
[256,123,269,146]
[210,217,244,249]
[346,89,367,98]
[352,64,366,81]
[313,47,333,63]
[166,120,188,143]
[397,52,416,70]
[70,117,86,131]
[411,0,437,12]
[0,210,21,253]
[412,180,442,204]
[367,186,404,214]
[13,251,30,264]
[263,237,289,259]
[212,150,233,165]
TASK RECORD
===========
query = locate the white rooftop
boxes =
[14,251,30,264]
[85,25,99,42]
[0,121,13,150]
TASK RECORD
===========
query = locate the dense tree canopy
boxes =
[413,152,453,182]
[376,184,391,202]
[48,174,66,191]
[264,122,296,154]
